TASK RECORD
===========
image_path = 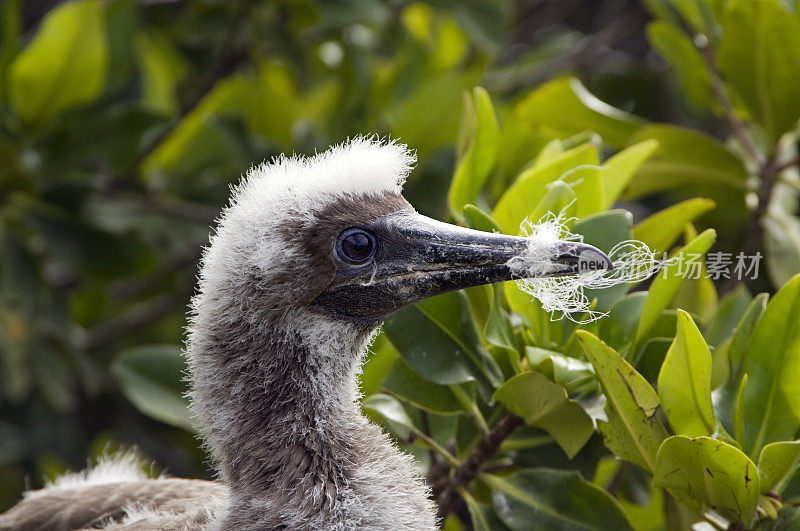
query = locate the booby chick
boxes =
[0,137,611,530]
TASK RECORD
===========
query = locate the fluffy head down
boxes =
[195,137,415,325]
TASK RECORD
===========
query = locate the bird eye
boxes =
[336,228,376,264]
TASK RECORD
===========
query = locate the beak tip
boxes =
[575,244,614,273]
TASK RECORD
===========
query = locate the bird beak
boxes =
[312,210,612,321]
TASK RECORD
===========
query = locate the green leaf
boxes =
[493,143,596,234]
[362,393,416,440]
[515,77,644,148]
[493,372,593,458]
[484,468,633,530]
[111,344,193,431]
[717,0,800,145]
[764,212,800,288]
[576,331,668,472]
[572,210,634,311]
[653,436,760,525]
[383,304,476,385]
[381,357,463,414]
[742,274,800,457]
[600,140,659,209]
[758,440,800,493]
[646,21,713,109]
[463,204,502,233]
[635,229,716,346]
[632,198,716,254]
[416,291,503,385]
[448,87,500,218]
[657,310,716,437]
[705,285,752,347]
[134,31,187,116]
[9,0,108,124]
[624,125,748,198]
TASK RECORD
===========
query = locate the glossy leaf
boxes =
[362,393,416,440]
[383,304,477,385]
[515,77,644,148]
[576,331,668,471]
[705,285,752,347]
[382,358,463,414]
[493,371,593,458]
[111,344,193,431]
[654,436,759,525]
[742,274,800,456]
[717,0,800,144]
[635,229,716,346]
[485,468,633,530]
[9,0,108,124]
[493,143,597,233]
[600,139,659,209]
[632,198,716,254]
[759,440,800,493]
[448,87,500,218]
[657,310,716,437]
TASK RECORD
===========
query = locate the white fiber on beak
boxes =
[507,210,672,323]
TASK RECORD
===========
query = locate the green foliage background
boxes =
[2,0,800,529]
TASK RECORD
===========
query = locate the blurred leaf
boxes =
[516,77,644,148]
[0,0,21,105]
[657,310,716,437]
[389,68,481,157]
[493,143,597,233]
[759,440,800,493]
[742,274,800,457]
[135,31,187,116]
[717,0,800,145]
[111,344,192,431]
[140,73,249,179]
[9,0,108,124]
[654,436,759,525]
[635,229,716,346]
[633,198,715,255]
[601,140,659,209]
[764,212,800,288]
[576,331,668,472]
[448,87,500,218]
[625,125,748,198]
[493,372,593,458]
[646,21,713,109]
[484,468,633,530]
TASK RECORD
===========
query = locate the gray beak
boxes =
[312,210,612,321]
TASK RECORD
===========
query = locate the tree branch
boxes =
[435,413,523,521]
[700,44,765,167]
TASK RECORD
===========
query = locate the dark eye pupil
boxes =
[341,231,374,262]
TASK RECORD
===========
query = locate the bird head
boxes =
[199,137,611,329]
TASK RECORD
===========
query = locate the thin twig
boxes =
[699,44,765,167]
[435,413,523,521]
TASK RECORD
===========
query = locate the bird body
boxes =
[0,138,611,530]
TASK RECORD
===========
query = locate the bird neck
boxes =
[187,309,435,529]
